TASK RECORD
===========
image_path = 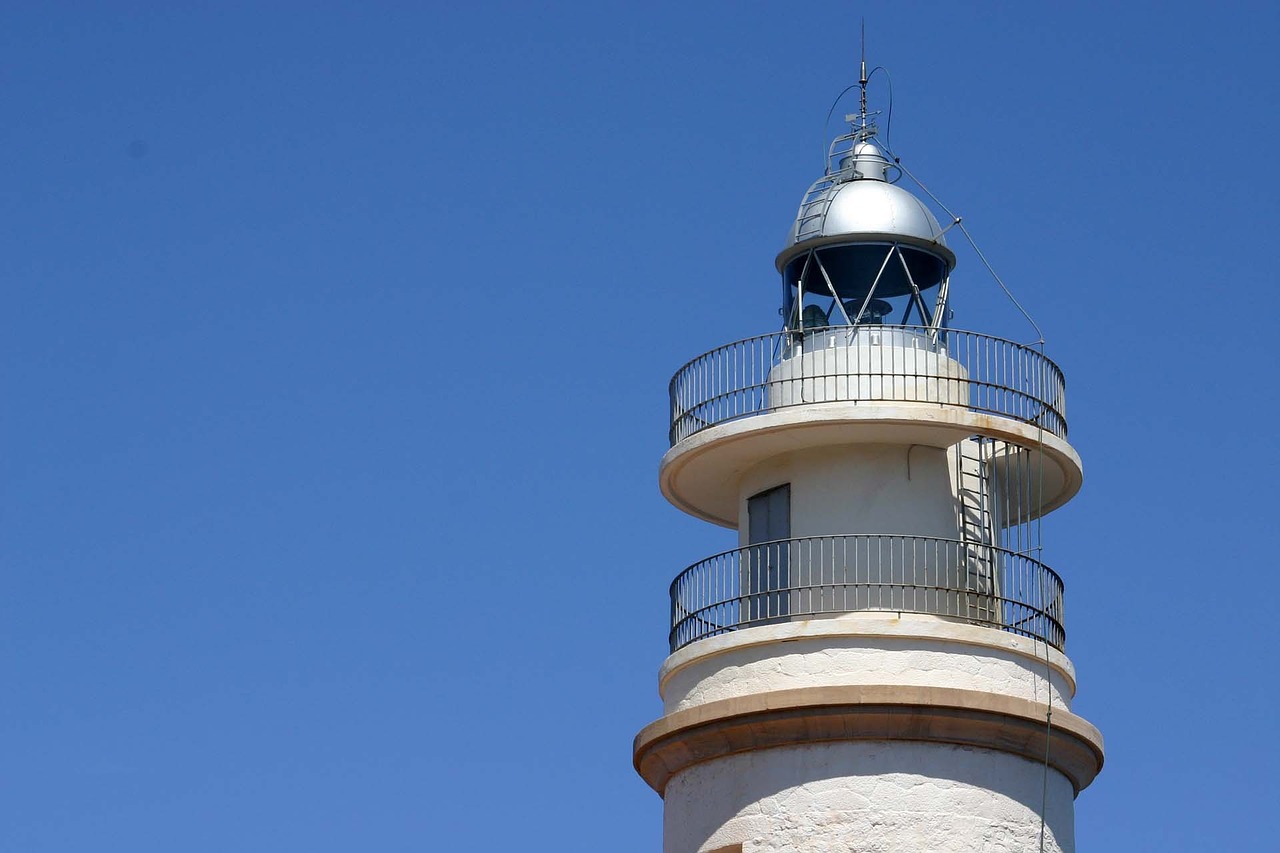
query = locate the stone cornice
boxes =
[634,685,1104,796]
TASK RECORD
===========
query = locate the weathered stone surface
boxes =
[661,615,1075,715]
[664,741,1075,853]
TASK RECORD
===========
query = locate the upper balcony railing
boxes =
[669,533,1065,653]
[669,326,1066,445]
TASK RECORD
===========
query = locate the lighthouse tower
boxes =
[633,69,1104,853]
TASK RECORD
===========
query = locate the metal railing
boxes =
[669,326,1066,445]
[669,534,1065,652]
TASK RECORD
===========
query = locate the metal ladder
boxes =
[957,438,999,626]
[793,177,838,242]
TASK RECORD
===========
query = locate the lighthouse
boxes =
[633,65,1104,853]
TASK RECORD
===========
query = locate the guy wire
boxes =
[884,153,1045,345]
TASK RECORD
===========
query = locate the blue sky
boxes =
[3,2,1277,850]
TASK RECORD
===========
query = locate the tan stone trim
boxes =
[657,614,1077,699]
[633,685,1104,797]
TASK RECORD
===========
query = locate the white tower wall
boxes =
[663,742,1076,853]
[736,443,958,543]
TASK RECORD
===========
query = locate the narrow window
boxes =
[746,484,790,622]
[748,484,790,544]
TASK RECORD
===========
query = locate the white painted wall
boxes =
[766,334,969,412]
[736,443,957,544]
[663,741,1076,853]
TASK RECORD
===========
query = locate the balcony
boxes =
[668,534,1065,652]
[669,326,1067,445]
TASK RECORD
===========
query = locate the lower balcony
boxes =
[669,534,1065,653]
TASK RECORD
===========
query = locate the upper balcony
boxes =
[669,325,1067,446]
[660,326,1082,528]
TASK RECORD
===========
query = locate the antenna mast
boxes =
[858,19,869,137]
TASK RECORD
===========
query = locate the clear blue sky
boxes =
[3,2,1277,850]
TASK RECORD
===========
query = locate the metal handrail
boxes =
[668,533,1065,652]
[668,325,1066,445]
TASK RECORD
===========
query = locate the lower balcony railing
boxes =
[669,534,1065,653]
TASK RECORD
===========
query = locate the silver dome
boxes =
[777,141,955,274]
[840,141,892,181]
[819,180,945,242]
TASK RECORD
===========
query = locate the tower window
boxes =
[746,484,791,621]
[748,484,791,544]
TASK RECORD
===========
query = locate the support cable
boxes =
[1033,405,1053,853]
[1037,641,1054,853]
[884,154,1046,346]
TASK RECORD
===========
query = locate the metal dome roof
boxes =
[817,180,946,243]
[776,140,955,273]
